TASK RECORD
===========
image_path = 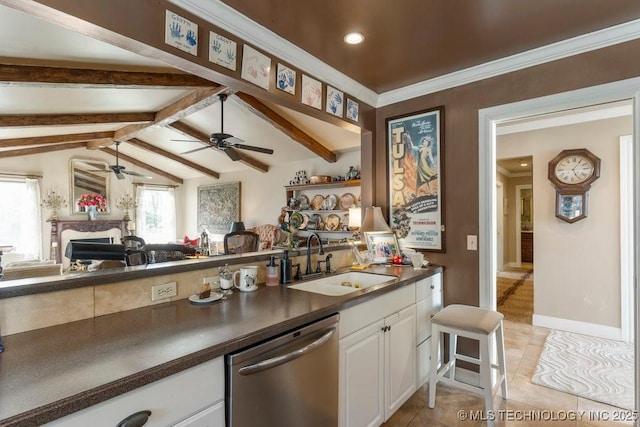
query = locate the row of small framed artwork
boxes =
[164,10,359,122]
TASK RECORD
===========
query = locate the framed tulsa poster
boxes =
[387,106,445,252]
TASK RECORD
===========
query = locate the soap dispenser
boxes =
[266,256,279,286]
[280,250,292,284]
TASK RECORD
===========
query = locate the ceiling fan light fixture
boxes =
[344,32,364,45]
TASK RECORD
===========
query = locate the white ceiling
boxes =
[0,4,360,180]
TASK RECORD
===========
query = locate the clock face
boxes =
[554,155,595,185]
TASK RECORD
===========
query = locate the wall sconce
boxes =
[41,188,68,221]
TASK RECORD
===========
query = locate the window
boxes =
[0,178,42,259]
[135,186,176,244]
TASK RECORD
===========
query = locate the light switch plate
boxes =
[467,235,478,251]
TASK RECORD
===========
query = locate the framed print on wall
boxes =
[197,182,241,233]
[387,106,445,252]
[364,231,401,263]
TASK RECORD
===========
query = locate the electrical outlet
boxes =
[467,235,478,251]
[151,282,177,301]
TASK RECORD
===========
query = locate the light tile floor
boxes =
[383,319,635,427]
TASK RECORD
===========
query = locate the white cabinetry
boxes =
[339,284,417,427]
[416,273,443,386]
[46,357,225,427]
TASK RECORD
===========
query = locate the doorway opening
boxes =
[479,77,640,412]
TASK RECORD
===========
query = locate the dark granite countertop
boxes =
[0,264,443,426]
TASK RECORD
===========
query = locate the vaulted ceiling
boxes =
[2,1,640,182]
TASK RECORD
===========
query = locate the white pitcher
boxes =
[233,266,258,292]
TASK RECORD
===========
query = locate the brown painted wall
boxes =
[30,0,640,307]
[376,39,640,308]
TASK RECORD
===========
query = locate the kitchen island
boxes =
[0,264,443,426]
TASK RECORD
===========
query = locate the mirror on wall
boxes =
[69,158,110,214]
[520,188,533,231]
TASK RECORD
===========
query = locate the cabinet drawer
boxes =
[415,273,442,302]
[173,401,225,427]
[416,296,442,344]
[46,358,224,427]
[340,283,415,339]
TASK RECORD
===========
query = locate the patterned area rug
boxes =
[497,267,533,324]
[531,330,634,410]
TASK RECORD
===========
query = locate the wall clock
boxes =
[548,149,600,223]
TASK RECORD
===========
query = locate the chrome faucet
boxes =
[304,232,325,277]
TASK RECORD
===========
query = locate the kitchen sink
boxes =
[288,272,397,296]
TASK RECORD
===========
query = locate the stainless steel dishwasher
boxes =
[226,313,339,427]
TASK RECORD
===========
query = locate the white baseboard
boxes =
[532,314,623,340]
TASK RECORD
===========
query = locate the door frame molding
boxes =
[478,77,640,413]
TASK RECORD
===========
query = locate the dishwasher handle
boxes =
[238,327,335,376]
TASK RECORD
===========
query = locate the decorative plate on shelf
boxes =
[299,213,310,230]
[325,214,341,231]
[297,194,310,210]
[289,212,304,229]
[338,193,356,210]
[323,194,338,210]
[312,213,324,230]
[310,194,324,210]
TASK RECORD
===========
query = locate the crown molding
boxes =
[170,0,640,109]
[377,18,640,107]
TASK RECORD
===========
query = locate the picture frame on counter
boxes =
[364,231,400,264]
[387,106,446,252]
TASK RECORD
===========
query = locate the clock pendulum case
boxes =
[547,148,601,223]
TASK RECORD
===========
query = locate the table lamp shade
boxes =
[229,221,246,233]
[348,207,362,228]
[360,206,391,232]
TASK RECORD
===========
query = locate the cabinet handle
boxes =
[430,284,434,289]
[117,410,151,427]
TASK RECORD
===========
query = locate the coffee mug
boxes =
[233,266,258,292]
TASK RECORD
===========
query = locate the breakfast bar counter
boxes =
[0,264,443,426]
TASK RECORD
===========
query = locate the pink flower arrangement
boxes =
[77,193,107,211]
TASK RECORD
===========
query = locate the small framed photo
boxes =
[364,231,401,264]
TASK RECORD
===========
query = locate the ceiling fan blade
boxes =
[223,135,244,145]
[171,139,203,143]
[181,145,213,155]
[115,171,126,180]
[231,143,274,155]
[123,170,152,179]
[225,147,242,161]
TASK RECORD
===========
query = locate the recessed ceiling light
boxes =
[344,32,364,45]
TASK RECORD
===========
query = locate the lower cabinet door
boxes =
[339,320,385,427]
[173,401,225,427]
[416,337,432,387]
[384,305,417,420]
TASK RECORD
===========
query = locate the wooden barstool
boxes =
[428,304,508,418]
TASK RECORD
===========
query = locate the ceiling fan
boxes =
[99,141,152,180]
[175,94,274,161]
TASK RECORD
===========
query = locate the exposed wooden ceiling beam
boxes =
[128,138,220,179]
[0,63,216,88]
[114,87,225,141]
[0,131,114,148]
[100,146,183,184]
[234,92,337,163]
[168,121,270,173]
[0,141,87,158]
[0,113,154,127]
